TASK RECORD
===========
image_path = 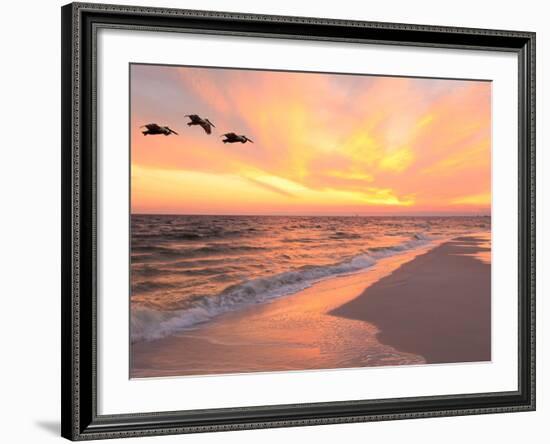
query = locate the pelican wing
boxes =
[200,122,212,134]
[144,123,160,130]
[185,114,200,122]
[223,132,237,138]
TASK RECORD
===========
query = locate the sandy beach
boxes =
[131,234,490,377]
[332,235,491,363]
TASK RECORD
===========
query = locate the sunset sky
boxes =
[130,64,491,216]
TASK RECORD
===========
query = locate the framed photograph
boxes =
[61,2,536,440]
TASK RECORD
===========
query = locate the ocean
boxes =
[130,215,490,343]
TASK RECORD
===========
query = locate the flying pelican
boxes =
[185,114,215,134]
[140,123,178,136]
[221,132,254,144]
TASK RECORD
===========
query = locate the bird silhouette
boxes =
[185,114,216,135]
[221,132,254,144]
[140,123,178,136]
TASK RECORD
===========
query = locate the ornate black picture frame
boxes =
[61,2,535,440]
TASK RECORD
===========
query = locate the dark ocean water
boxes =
[130,215,490,342]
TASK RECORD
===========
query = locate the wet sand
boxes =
[131,234,490,377]
[331,235,491,363]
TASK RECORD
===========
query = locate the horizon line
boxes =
[131,212,491,217]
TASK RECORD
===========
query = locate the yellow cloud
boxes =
[379,147,414,172]
[417,114,434,129]
[358,188,415,206]
[326,170,374,182]
[245,172,308,197]
[451,192,491,205]
[344,132,381,165]
[421,138,490,176]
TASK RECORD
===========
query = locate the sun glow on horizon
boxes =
[131,65,491,216]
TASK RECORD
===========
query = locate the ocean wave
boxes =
[367,233,430,256]
[130,232,433,343]
[134,243,267,258]
[185,244,267,257]
[329,231,362,240]
[281,237,317,243]
[132,280,186,294]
